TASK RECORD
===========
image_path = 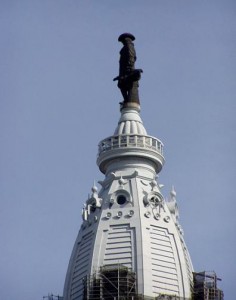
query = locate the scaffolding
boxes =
[83,265,136,300]
[83,265,225,300]
[193,271,224,300]
[83,265,186,300]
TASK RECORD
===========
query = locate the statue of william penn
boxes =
[113,33,143,106]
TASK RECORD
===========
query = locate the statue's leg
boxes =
[120,87,128,102]
[118,79,128,102]
[128,81,140,104]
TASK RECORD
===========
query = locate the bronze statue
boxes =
[113,33,143,105]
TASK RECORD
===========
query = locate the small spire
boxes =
[170,185,176,197]
[91,181,98,194]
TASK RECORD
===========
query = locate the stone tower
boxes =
[63,34,194,300]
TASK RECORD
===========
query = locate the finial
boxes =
[170,185,177,197]
[91,181,98,194]
[113,33,143,108]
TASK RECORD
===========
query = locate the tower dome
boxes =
[63,34,194,300]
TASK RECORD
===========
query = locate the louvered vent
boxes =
[103,224,134,269]
[70,231,94,300]
[150,226,179,296]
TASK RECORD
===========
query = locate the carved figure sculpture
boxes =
[113,33,143,105]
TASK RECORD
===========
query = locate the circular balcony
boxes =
[97,134,165,174]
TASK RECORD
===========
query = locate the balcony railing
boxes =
[98,134,164,156]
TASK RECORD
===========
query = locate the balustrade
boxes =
[98,134,164,156]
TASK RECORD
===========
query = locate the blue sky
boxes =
[0,1,235,299]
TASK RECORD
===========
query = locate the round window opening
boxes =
[150,196,160,207]
[117,195,127,205]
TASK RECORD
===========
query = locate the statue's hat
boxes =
[118,33,135,42]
